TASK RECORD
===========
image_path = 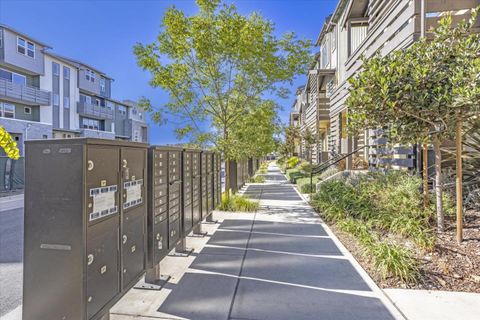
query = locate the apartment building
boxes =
[0,25,52,156]
[0,24,149,155]
[290,0,479,169]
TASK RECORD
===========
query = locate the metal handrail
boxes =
[308,145,368,194]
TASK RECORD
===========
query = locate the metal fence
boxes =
[0,157,25,191]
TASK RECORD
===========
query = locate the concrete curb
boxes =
[0,194,24,212]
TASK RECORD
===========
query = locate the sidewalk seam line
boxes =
[227,184,263,320]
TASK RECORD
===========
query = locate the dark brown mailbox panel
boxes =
[23,138,147,320]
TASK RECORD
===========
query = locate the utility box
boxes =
[23,138,147,320]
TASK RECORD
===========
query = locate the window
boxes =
[24,107,31,114]
[118,105,127,115]
[100,78,105,92]
[0,30,3,48]
[53,62,60,76]
[1,103,15,118]
[81,117,102,130]
[106,101,114,110]
[95,99,100,106]
[85,69,95,82]
[63,97,70,108]
[17,37,34,58]
[53,93,59,106]
[84,95,92,105]
[12,73,26,86]
[27,42,35,58]
[63,67,70,79]
[0,68,26,86]
[17,37,26,54]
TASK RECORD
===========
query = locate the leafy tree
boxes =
[283,125,301,157]
[134,0,311,192]
[0,126,20,160]
[347,9,480,232]
[301,127,317,162]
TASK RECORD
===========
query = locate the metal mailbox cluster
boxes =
[23,139,221,320]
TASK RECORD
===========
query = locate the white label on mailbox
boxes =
[93,191,115,214]
[89,185,118,221]
[127,183,141,203]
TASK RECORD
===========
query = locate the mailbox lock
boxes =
[131,245,136,253]
[87,160,94,171]
[87,254,94,265]
[156,233,161,241]
[122,235,128,244]
[100,265,107,274]
[88,296,92,303]
[122,159,128,168]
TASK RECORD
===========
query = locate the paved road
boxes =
[0,208,23,317]
[152,164,399,320]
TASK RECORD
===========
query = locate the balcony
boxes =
[77,101,114,120]
[0,78,51,106]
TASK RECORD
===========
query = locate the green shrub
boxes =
[247,175,265,183]
[217,193,259,212]
[286,168,307,183]
[311,170,440,283]
[367,242,419,283]
[298,160,311,172]
[287,156,299,168]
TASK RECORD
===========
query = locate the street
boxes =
[0,208,23,317]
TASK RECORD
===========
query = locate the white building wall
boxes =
[41,54,79,131]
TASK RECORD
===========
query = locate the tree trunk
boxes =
[223,125,230,198]
[456,119,463,243]
[423,143,429,209]
[432,135,444,232]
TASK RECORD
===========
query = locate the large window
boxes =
[100,78,105,92]
[81,117,103,131]
[0,68,26,86]
[12,73,26,86]
[17,37,35,58]
[85,69,95,83]
[52,62,60,76]
[118,105,127,115]
[63,97,70,108]
[0,103,15,118]
[53,93,59,106]
[63,66,70,79]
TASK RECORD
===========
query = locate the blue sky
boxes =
[0,0,337,145]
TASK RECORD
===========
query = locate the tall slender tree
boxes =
[134,0,311,192]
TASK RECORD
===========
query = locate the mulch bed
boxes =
[325,210,480,292]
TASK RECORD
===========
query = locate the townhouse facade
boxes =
[290,0,479,168]
[0,24,149,156]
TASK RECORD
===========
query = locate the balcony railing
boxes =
[77,101,114,120]
[0,78,51,106]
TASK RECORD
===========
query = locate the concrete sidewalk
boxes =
[110,163,402,320]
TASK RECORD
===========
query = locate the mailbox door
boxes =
[86,217,120,320]
[120,147,146,290]
[168,217,180,249]
[121,212,145,289]
[152,215,169,265]
[183,203,193,234]
[86,146,120,226]
[192,177,201,225]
